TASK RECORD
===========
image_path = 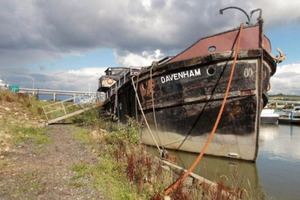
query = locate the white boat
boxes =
[260,108,279,124]
[278,106,300,125]
[0,78,9,90]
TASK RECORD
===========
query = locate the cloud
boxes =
[115,49,164,67]
[5,67,107,91]
[0,0,300,93]
[35,67,107,91]
[270,63,300,95]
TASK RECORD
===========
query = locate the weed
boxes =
[172,182,189,200]
[71,163,91,180]
[67,182,87,188]
[10,126,51,146]
[5,95,13,102]
[70,109,266,199]
[73,128,92,144]
[71,107,102,126]
[12,171,42,198]
[0,159,9,169]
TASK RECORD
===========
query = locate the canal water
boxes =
[146,124,300,199]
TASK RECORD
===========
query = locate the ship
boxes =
[260,108,279,124]
[97,7,282,161]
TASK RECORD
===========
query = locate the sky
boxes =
[0,0,299,94]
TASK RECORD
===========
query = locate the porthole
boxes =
[207,67,215,76]
[142,82,147,90]
[208,46,216,52]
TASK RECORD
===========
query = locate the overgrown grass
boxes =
[70,116,201,199]
[0,91,51,151]
[9,126,51,146]
[0,90,48,118]
[69,110,267,200]
[70,106,101,126]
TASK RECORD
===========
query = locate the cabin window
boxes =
[207,67,215,76]
[208,46,216,52]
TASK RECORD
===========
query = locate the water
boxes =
[37,94,74,101]
[146,124,300,199]
[257,124,300,200]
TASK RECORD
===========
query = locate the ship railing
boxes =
[104,67,141,100]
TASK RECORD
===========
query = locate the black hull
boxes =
[102,49,276,161]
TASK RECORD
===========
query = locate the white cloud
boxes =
[115,49,164,67]
[9,67,106,91]
[1,0,300,93]
[270,62,300,95]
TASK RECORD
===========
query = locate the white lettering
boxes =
[174,73,178,80]
[178,72,184,79]
[190,70,195,77]
[160,68,202,84]
[194,69,201,76]
[183,71,189,78]
[166,76,170,82]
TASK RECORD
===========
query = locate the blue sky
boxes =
[266,25,300,64]
[0,0,299,94]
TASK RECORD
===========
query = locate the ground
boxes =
[0,124,105,200]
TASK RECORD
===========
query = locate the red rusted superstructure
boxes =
[98,11,277,161]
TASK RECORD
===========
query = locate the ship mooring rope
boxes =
[164,23,244,196]
[150,64,164,148]
[131,77,163,156]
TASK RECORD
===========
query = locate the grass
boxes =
[269,94,300,101]
[69,109,268,200]
[7,170,43,199]
[70,118,198,199]
[0,90,48,118]
[9,126,51,146]
[0,90,52,152]
[0,90,267,199]
[72,128,92,144]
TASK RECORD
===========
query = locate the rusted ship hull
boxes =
[99,24,277,161]
[138,49,275,161]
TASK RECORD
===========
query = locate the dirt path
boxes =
[0,125,105,200]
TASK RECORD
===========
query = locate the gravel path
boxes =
[0,125,105,200]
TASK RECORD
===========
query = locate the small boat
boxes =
[98,7,281,161]
[278,106,300,125]
[260,108,279,124]
[0,78,9,90]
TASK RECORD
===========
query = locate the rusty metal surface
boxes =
[98,20,277,161]
[167,25,272,64]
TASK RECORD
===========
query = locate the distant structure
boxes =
[19,88,97,102]
[0,78,9,90]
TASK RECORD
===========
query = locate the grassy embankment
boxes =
[0,90,266,199]
[269,94,300,109]
[0,90,51,156]
[70,106,265,199]
[269,94,300,101]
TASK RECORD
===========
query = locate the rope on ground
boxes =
[131,77,163,156]
[164,23,244,196]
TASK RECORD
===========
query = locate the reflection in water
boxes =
[290,125,294,137]
[258,124,300,200]
[259,124,300,161]
[146,124,300,200]
[146,147,262,198]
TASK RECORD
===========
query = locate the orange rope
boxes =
[164,24,244,196]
